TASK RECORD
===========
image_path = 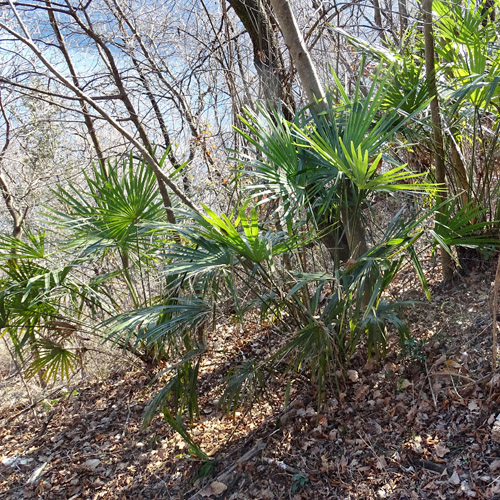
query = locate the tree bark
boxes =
[227,0,294,117]
[269,0,325,105]
[371,0,387,45]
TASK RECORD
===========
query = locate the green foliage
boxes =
[221,361,266,414]
[401,337,427,363]
[0,153,178,382]
[6,42,500,460]
[24,339,78,382]
[0,231,88,382]
[432,198,499,253]
[291,474,310,494]
[51,152,166,254]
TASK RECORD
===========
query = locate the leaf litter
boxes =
[1,259,500,499]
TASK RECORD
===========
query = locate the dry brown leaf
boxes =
[399,378,412,390]
[434,354,447,367]
[339,455,348,474]
[468,400,480,412]
[210,481,228,495]
[406,405,418,423]
[375,455,387,470]
[489,459,500,473]
[410,436,424,454]
[491,420,500,444]
[83,459,101,470]
[444,359,462,369]
[434,443,450,458]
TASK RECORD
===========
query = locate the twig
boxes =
[28,409,56,444]
[411,457,447,474]
[429,372,476,383]
[188,441,266,500]
[262,456,302,474]
[491,254,500,370]
[425,360,438,410]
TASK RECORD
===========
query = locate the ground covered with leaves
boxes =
[1,262,500,500]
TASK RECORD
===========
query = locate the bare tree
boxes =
[0,92,25,238]
[0,0,199,223]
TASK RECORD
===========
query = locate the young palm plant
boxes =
[49,153,175,364]
[94,66,447,453]
[235,61,433,280]
[0,230,108,384]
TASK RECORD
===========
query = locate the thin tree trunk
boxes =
[423,0,454,282]
[269,0,361,266]
[228,0,295,117]
[269,0,325,105]
[0,94,26,238]
[398,0,408,36]
[372,0,387,45]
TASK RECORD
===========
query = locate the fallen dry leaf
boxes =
[399,378,412,390]
[83,458,101,470]
[375,455,387,470]
[210,481,228,495]
[434,443,450,458]
[468,400,480,412]
[489,459,500,473]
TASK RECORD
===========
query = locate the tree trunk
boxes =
[0,95,26,239]
[268,0,325,105]
[371,0,387,45]
[268,0,360,265]
[227,0,294,117]
[423,0,454,282]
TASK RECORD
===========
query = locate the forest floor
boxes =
[1,257,500,499]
